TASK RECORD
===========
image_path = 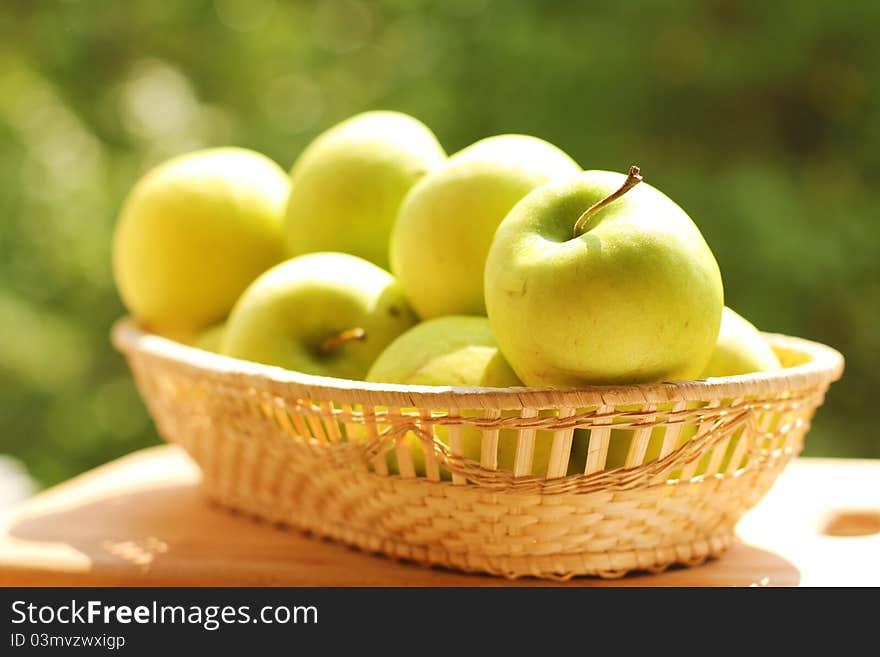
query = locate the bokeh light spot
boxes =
[120,60,199,139]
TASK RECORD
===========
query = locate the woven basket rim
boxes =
[111,316,844,408]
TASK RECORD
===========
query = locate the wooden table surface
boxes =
[0,446,877,587]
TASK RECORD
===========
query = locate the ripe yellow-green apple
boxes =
[390,135,580,318]
[700,307,782,377]
[367,316,521,387]
[192,321,226,354]
[283,111,445,269]
[485,166,724,386]
[363,316,587,477]
[113,148,288,336]
[222,252,417,379]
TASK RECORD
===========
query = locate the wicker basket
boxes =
[112,317,843,580]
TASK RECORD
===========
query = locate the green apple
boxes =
[283,111,446,269]
[192,321,226,354]
[390,135,580,318]
[363,316,587,477]
[485,166,723,386]
[701,307,782,377]
[367,315,521,387]
[113,148,288,336]
[222,252,418,379]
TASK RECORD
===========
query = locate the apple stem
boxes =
[318,327,367,354]
[572,165,643,238]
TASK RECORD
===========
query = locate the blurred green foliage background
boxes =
[1,0,877,487]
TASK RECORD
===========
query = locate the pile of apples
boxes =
[113,111,782,472]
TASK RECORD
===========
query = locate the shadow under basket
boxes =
[112,318,844,580]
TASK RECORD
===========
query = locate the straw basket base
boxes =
[207,485,734,580]
[184,429,789,580]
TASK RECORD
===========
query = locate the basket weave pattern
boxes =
[113,319,843,579]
